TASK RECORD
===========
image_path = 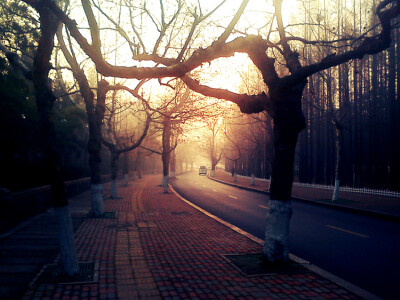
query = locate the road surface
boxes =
[171,172,400,300]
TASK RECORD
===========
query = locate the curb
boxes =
[169,184,382,300]
[207,175,400,223]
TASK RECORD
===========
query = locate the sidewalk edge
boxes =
[207,175,400,222]
[169,184,382,300]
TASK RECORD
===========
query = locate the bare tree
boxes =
[101,86,151,198]
[33,0,400,263]
[56,26,106,216]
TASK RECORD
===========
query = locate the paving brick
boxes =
[21,175,364,299]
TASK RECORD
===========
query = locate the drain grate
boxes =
[223,253,310,277]
[33,262,98,285]
[88,211,116,219]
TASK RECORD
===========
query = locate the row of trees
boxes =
[1,0,398,276]
[221,0,400,192]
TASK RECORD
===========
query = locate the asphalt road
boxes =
[171,172,400,300]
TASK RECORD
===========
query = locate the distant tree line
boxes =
[225,1,400,191]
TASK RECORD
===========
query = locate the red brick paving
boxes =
[23,175,362,299]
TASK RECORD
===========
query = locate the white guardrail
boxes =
[223,171,400,198]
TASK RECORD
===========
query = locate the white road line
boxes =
[212,189,217,192]
[258,205,269,210]
[228,195,238,199]
[326,225,369,238]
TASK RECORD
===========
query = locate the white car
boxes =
[199,166,207,175]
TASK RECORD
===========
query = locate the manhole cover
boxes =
[33,262,98,285]
[88,211,116,219]
[223,253,309,276]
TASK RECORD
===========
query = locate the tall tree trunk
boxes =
[250,153,256,185]
[56,29,105,217]
[263,85,306,263]
[332,120,342,202]
[88,80,109,216]
[170,149,176,178]
[389,29,398,190]
[123,151,129,186]
[136,151,142,179]
[110,150,119,199]
[162,120,171,193]
[33,7,78,276]
[210,135,216,177]
[232,161,237,182]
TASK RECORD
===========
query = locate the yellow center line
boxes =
[259,205,269,210]
[326,225,369,238]
[228,195,238,199]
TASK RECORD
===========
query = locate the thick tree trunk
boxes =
[263,200,292,262]
[170,149,176,178]
[88,122,104,209]
[55,206,78,275]
[56,29,105,217]
[88,80,109,216]
[264,86,305,263]
[32,7,78,276]
[162,154,170,193]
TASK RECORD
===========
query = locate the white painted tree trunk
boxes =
[332,179,340,202]
[251,174,255,186]
[170,171,175,178]
[162,175,169,193]
[111,179,118,199]
[211,170,215,177]
[263,200,292,263]
[90,184,104,216]
[233,173,237,182]
[55,206,79,276]
[124,174,129,187]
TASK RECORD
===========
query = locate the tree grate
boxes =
[88,211,116,219]
[32,262,98,285]
[222,253,310,277]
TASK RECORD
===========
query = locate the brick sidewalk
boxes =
[23,175,364,299]
[212,170,400,218]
